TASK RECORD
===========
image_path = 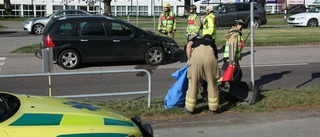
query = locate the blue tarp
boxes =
[164,65,189,109]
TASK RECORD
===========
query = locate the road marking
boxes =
[0,57,5,72]
[242,63,309,68]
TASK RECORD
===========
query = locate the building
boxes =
[0,0,302,17]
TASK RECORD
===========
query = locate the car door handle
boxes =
[81,39,88,42]
[113,40,120,42]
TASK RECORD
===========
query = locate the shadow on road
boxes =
[255,70,292,89]
[296,72,320,88]
[0,31,17,35]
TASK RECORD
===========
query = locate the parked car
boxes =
[0,91,153,137]
[22,9,92,35]
[39,15,180,69]
[211,2,267,28]
[288,6,320,27]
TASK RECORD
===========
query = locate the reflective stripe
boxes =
[185,96,197,111]
[187,14,197,34]
[160,11,175,29]
[224,34,244,59]
[208,97,219,110]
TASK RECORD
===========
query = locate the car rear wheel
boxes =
[247,19,261,28]
[32,24,44,35]
[307,19,318,27]
[58,49,80,69]
[145,47,164,65]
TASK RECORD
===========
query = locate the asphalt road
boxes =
[1,21,320,137]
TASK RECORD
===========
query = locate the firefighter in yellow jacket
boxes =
[202,5,217,42]
[184,34,219,115]
[158,2,177,38]
[186,5,201,41]
[219,19,245,86]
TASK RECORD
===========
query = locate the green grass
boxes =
[7,27,320,54]
[0,17,30,21]
[90,85,320,119]
[9,44,39,54]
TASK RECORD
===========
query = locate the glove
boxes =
[194,33,198,37]
[223,57,229,62]
[185,33,189,38]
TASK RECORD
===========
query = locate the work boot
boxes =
[208,109,220,115]
[183,107,193,116]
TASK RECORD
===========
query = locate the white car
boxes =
[22,9,91,34]
[288,8,320,27]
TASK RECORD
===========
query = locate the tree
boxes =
[4,0,12,15]
[184,0,191,16]
[102,0,112,15]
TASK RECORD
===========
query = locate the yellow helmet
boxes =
[164,2,170,8]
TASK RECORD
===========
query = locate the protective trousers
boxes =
[185,45,219,112]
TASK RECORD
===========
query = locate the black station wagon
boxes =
[40,15,180,69]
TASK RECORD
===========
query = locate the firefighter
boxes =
[202,5,217,42]
[158,2,177,38]
[219,19,245,86]
[186,5,201,41]
[184,34,219,115]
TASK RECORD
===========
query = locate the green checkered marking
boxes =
[10,113,63,126]
[103,118,134,127]
[57,133,129,137]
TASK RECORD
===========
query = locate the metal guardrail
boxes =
[0,69,152,108]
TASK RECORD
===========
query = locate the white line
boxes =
[0,62,4,65]
[0,57,5,60]
[242,63,309,68]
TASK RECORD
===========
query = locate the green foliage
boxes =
[9,44,39,54]
[96,85,320,118]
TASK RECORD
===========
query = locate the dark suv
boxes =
[213,2,267,28]
[40,15,180,69]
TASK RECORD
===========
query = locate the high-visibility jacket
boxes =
[223,26,244,60]
[186,13,201,35]
[158,11,176,32]
[202,13,217,39]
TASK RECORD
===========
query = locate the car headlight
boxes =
[24,21,32,25]
[296,17,305,20]
[163,38,177,47]
[164,41,177,47]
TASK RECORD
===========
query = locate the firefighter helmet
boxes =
[164,2,170,8]
[206,6,213,12]
[189,5,197,10]
[235,19,246,26]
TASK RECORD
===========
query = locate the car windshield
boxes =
[0,93,20,123]
[307,6,320,13]
[43,14,52,18]
[213,4,226,12]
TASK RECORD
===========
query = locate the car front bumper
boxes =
[164,44,182,60]
[22,21,32,32]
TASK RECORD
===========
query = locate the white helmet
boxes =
[206,6,213,12]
